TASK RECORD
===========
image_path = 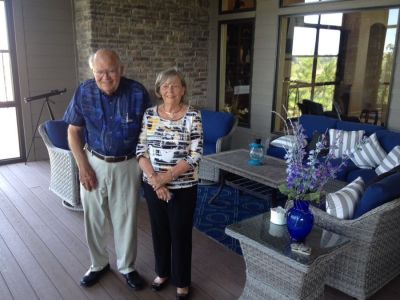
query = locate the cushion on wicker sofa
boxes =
[336,119,383,135]
[373,129,400,152]
[270,135,301,149]
[348,133,387,169]
[328,129,365,158]
[375,145,400,175]
[345,167,377,183]
[325,176,365,219]
[44,120,70,150]
[368,164,400,185]
[267,115,393,183]
[300,115,338,140]
[353,172,400,218]
[201,110,235,155]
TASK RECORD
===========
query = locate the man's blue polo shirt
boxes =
[64,77,151,156]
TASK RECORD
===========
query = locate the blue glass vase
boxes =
[286,200,314,242]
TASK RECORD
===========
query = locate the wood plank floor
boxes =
[0,161,399,300]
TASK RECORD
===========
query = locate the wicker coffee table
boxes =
[202,149,346,206]
[226,212,350,300]
[202,149,288,204]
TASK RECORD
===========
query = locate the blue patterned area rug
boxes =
[194,184,272,255]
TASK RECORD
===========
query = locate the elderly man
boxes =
[64,49,150,289]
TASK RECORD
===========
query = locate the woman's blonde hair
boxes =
[154,67,187,103]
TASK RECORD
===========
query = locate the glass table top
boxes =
[226,212,350,266]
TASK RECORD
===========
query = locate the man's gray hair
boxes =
[88,49,122,70]
[88,54,95,69]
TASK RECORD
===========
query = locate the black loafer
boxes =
[151,278,169,291]
[80,264,110,287]
[122,270,145,290]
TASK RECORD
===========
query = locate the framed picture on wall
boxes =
[220,0,256,14]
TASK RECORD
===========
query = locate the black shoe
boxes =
[80,264,110,287]
[122,270,145,290]
[176,289,190,300]
[151,277,169,291]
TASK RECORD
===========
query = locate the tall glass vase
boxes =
[286,200,314,242]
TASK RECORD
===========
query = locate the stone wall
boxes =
[74,0,210,105]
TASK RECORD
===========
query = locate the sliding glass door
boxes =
[0,0,24,163]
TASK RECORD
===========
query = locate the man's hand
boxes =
[67,125,98,191]
[79,163,97,191]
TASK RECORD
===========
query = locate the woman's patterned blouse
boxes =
[136,105,203,189]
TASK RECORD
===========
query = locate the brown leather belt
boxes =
[85,145,135,163]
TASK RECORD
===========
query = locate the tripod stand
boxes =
[24,88,66,163]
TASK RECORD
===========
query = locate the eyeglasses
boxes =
[93,69,119,78]
[160,83,183,90]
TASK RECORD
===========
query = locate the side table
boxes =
[226,212,350,300]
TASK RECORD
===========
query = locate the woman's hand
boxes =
[148,172,171,190]
[155,186,173,202]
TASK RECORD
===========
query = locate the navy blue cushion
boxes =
[353,172,400,218]
[266,145,287,159]
[299,115,337,139]
[328,158,358,181]
[201,110,235,145]
[203,142,216,156]
[346,168,377,183]
[44,120,70,150]
[375,130,400,153]
[336,120,383,136]
[366,164,400,186]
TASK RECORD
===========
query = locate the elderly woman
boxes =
[136,68,203,299]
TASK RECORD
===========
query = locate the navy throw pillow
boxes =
[366,164,400,187]
[44,120,70,150]
[353,172,400,218]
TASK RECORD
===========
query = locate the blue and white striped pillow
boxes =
[270,135,304,149]
[326,177,365,219]
[375,146,400,175]
[348,133,387,169]
[328,129,365,158]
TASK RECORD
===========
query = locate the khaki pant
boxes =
[81,151,141,274]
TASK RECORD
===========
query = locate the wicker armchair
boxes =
[199,110,237,183]
[311,198,400,299]
[38,120,82,211]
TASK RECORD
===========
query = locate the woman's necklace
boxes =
[161,104,182,120]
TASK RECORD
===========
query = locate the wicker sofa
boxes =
[311,197,400,299]
[267,115,400,298]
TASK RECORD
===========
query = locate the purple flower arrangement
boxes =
[275,115,348,203]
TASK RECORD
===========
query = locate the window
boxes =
[274,7,399,131]
[286,13,343,117]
